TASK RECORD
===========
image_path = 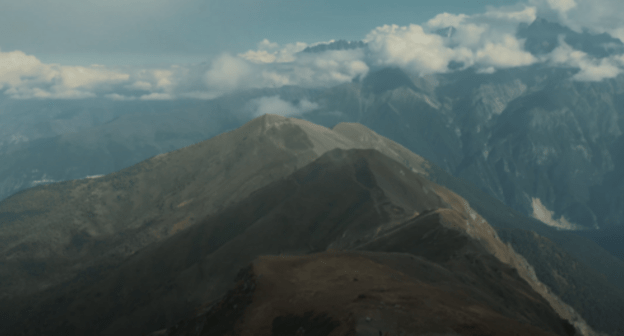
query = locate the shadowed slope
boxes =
[0,114,429,301]
[0,115,617,335]
[160,250,574,336]
[1,148,578,336]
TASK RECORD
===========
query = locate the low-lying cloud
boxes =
[246,96,319,117]
[2,0,624,101]
[0,49,129,99]
[364,5,539,75]
[544,36,622,80]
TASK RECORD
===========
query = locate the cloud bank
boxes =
[0,49,129,99]
[2,0,623,101]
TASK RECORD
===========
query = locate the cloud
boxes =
[475,34,537,68]
[204,54,255,93]
[204,46,369,95]
[365,24,456,75]
[362,2,624,80]
[247,95,319,117]
[4,0,624,101]
[546,0,577,12]
[59,66,129,89]
[238,39,308,64]
[0,48,216,100]
[0,49,130,99]
[0,45,368,101]
[363,5,537,75]
[528,0,624,41]
[544,36,622,81]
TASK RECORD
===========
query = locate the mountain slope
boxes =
[159,250,574,336]
[0,115,621,335]
[299,58,624,235]
[0,148,580,336]
[0,114,430,301]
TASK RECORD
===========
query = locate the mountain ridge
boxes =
[1,114,621,335]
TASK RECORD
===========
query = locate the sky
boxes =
[1,0,624,101]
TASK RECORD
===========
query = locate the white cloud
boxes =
[483,5,538,22]
[544,37,622,81]
[0,46,368,101]
[475,35,536,68]
[204,53,254,93]
[290,49,369,86]
[204,47,369,95]
[59,66,129,89]
[363,5,538,76]
[360,2,622,80]
[238,39,308,64]
[528,0,624,40]
[426,13,469,28]
[0,49,130,99]
[247,95,319,117]
[5,0,624,101]
[547,0,577,12]
[0,50,47,89]
[365,24,456,75]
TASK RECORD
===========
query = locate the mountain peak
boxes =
[517,17,624,58]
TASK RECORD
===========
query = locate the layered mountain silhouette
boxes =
[1,115,622,336]
[3,20,624,254]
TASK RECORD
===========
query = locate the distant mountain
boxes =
[2,19,622,241]
[300,40,367,53]
[1,115,621,336]
[300,62,624,238]
[0,86,319,202]
[517,18,624,58]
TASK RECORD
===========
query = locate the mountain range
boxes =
[0,114,623,336]
[1,17,624,336]
[2,19,624,244]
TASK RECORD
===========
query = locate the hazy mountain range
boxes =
[0,115,624,335]
[1,17,624,336]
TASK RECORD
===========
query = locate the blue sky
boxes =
[1,0,623,100]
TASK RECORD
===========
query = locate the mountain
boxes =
[0,144,577,336]
[0,114,432,301]
[1,115,622,336]
[2,18,622,243]
[0,86,330,203]
[300,40,367,53]
[0,98,241,201]
[156,248,574,336]
[301,62,624,237]
[517,18,624,58]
